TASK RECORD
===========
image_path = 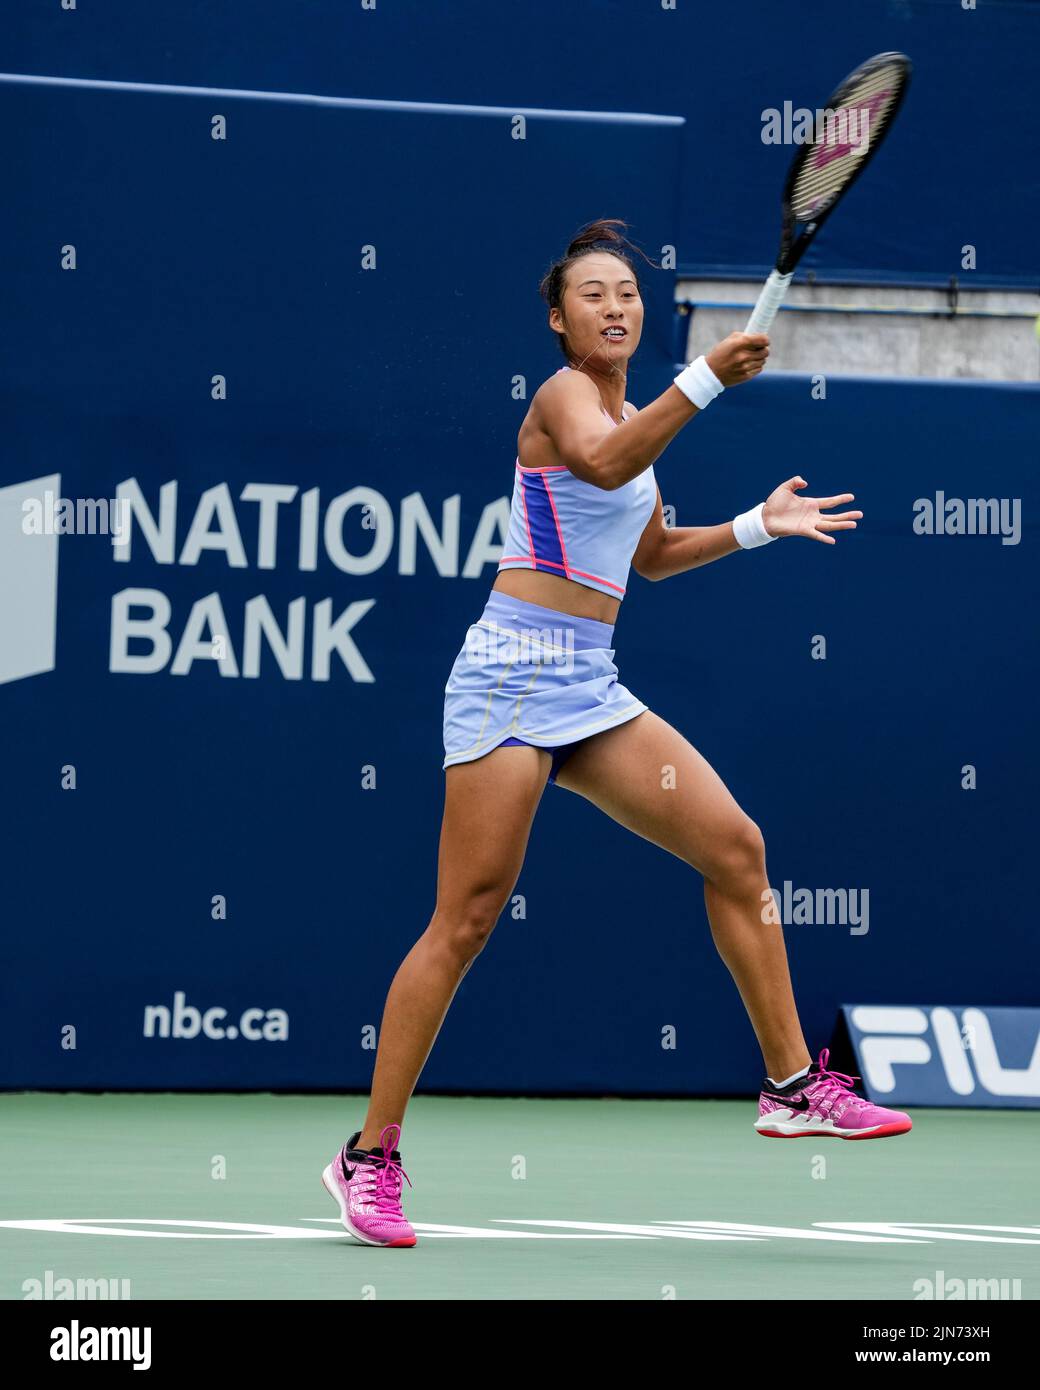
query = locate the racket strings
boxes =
[790,65,906,222]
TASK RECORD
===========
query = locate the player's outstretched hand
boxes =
[762,476,863,545]
[706,332,770,385]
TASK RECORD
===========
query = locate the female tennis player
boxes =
[322,219,912,1247]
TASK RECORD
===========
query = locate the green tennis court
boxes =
[2,1093,1036,1300]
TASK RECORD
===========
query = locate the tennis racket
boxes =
[745,51,912,335]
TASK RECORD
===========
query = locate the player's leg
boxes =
[555,711,911,1139]
[556,710,809,1081]
[357,743,551,1147]
[323,744,551,1244]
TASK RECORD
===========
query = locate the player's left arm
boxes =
[631,486,740,582]
[629,395,862,581]
[627,398,738,581]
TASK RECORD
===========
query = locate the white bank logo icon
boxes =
[0,474,60,686]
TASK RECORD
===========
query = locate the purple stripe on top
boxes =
[520,471,566,575]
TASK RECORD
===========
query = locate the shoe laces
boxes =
[357,1123,412,1213]
[806,1048,867,1114]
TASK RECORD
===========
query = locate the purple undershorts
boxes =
[498,734,589,785]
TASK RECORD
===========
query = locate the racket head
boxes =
[777,51,912,273]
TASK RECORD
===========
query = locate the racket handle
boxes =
[744,269,793,335]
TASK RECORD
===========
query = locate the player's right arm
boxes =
[539,332,769,493]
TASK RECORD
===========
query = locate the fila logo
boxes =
[850,1006,1040,1100]
[0,474,60,685]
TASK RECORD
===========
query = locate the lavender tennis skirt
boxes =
[442,590,648,781]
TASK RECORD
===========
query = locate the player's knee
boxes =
[704,815,767,891]
[430,889,509,963]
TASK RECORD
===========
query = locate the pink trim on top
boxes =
[518,470,536,564]
[540,469,570,580]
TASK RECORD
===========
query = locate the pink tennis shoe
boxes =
[755,1048,913,1140]
[322,1123,416,1246]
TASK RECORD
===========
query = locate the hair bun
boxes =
[567,219,628,256]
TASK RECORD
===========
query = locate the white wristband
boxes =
[673,355,724,411]
[732,501,776,549]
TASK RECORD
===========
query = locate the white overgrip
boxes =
[744,269,794,335]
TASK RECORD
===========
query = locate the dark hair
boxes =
[539,218,658,365]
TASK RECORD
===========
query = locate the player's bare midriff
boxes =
[492,567,621,625]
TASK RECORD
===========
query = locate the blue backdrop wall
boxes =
[1,75,1036,1095]
[6,0,1039,287]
